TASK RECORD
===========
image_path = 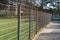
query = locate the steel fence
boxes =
[0,0,52,40]
[20,1,52,40]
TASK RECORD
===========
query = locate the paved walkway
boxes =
[35,21,60,40]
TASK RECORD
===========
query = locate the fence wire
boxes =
[0,0,52,40]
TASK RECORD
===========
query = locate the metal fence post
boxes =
[29,0,33,40]
[17,0,21,40]
[41,0,43,8]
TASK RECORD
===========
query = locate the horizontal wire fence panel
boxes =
[40,11,52,27]
[20,1,30,40]
[0,0,52,40]
[0,1,18,40]
[36,11,42,32]
[31,7,37,38]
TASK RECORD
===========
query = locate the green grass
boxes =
[0,18,18,40]
[52,18,60,21]
[0,18,36,40]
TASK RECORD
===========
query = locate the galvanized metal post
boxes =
[41,0,43,8]
[58,0,59,18]
[17,0,21,40]
[29,0,32,40]
[51,10,53,21]
[52,8,54,21]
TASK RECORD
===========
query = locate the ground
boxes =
[35,21,60,40]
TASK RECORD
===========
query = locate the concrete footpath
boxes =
[35,21,60,40]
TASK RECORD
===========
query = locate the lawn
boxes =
[0,18,18,40]
[0,18,36,40]
[52,18,60,21]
